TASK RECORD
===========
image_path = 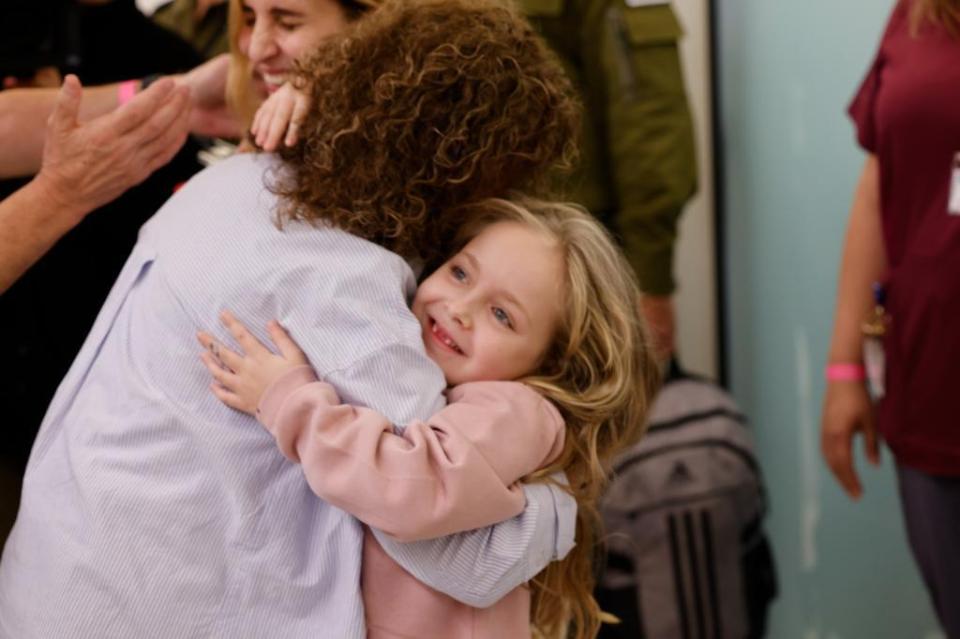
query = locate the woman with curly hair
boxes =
[0,1,582,637]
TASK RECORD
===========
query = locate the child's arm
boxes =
[250,82,310,152]
[198,311,566,542]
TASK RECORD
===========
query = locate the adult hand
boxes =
[639,294,676,361]
[178,54,243,139]
[35,74,190,220]
[821,380,879,500]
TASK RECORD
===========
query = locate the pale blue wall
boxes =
[717,1,943,637]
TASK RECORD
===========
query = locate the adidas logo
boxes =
[667,461,694,486]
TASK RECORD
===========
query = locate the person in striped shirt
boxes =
[0,2,587,636]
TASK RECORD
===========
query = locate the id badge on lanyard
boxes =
[949,152,960,215]
[862,282,890,401]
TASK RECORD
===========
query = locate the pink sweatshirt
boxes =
[257,365,566,638]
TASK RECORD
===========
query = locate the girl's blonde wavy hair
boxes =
[909,0,960,36]
[450,196,662,639]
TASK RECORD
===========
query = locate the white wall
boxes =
[672,0,719,379]
[717,0,942,635]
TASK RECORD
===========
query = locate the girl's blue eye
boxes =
[493,307,512,328]
[451,265,467,281]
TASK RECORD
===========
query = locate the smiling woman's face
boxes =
[237,0,349,97]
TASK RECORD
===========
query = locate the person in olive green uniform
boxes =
[520,0,697,357]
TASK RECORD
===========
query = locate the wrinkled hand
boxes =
[178,54,243,139]
[197,310,310,415]
[36,74,190,220]
[639,294,676,362]
[821,380,879,499]
[251,82,310,151]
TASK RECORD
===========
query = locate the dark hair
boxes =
[0,0,60,79]
[273,0,581,262]
[338,0,373,20]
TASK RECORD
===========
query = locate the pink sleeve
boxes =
[257,368,566,542]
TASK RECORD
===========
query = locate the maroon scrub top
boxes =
[848,0,960,475]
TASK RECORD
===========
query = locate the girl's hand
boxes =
[197,310,310,415]
[250,82,310,152]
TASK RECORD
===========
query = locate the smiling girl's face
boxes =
[237,0,349,97]
[411,221,565,386]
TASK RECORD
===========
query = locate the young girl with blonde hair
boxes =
[199,196,661,638]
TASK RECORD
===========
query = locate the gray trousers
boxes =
[896,463,960,639]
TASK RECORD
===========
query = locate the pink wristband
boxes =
[117,79,138,106]
[825,363,866,381]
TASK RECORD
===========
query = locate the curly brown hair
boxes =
[272,0,581,262]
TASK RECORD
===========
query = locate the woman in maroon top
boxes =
[822,0,960,633]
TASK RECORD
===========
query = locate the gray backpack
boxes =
[596,365,777,639]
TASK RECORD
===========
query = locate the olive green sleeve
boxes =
[592,2,697,295]
[152,0,230,59]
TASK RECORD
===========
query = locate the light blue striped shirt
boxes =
[0,154,575,638]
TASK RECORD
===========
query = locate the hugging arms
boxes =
[0,1,583,635]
